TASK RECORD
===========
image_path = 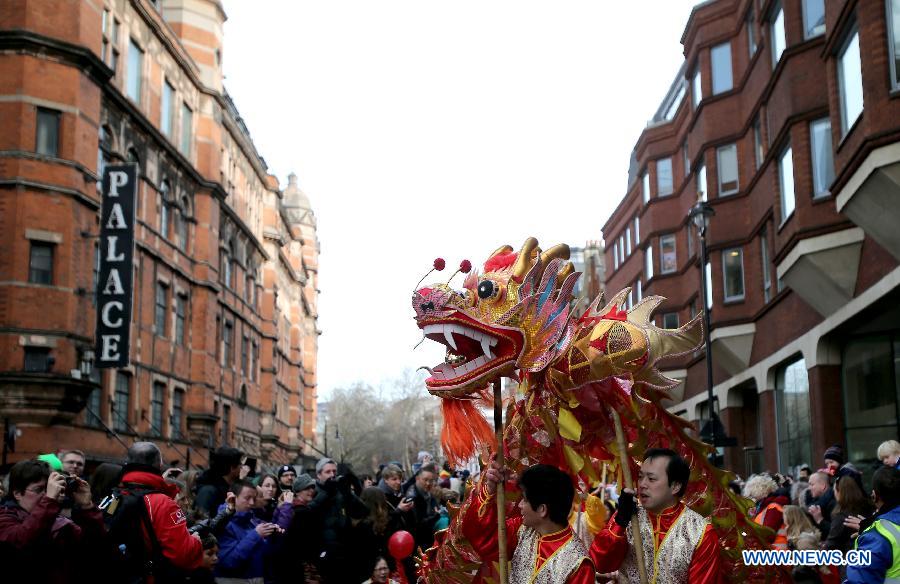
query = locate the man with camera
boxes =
[312,457,369,583]
[0,458,106,583]
[215,479,284,583]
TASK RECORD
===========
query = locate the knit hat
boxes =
[277,464,296,479]
[292,473,316,492]
[823,444,844,465]
[37,453,63,471]
[315,457,336,474]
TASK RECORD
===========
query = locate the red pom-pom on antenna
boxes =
[433,258,446,271]
[459,259,472,274]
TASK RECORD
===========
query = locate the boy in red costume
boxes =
[461,462,595,583]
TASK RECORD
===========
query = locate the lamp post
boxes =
[688,196,718,464]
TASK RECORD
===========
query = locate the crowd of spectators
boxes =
[0,446,465,584]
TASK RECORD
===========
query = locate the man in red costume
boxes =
[590,448,720,583]
[461,462,595,583]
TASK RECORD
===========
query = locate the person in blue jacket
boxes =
[846,466,900,583]
[215,478,283,582]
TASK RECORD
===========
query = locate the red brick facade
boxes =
[0,0,319,470]
[603,0,900,476]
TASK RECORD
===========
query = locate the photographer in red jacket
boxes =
[109,441,203,582]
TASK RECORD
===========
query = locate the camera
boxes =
[65,475,79,494]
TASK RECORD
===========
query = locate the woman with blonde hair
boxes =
[782,505,818,546]
[744,474,789,549]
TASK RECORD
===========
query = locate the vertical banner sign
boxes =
[95,164,137,368]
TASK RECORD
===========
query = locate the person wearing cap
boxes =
[823,444,844,476]
[276,465,296,494]
[270,473,321,583]
[311,457,369,582]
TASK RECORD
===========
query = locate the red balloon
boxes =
[388,530,415,559]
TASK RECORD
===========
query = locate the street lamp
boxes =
[688,196,718,464]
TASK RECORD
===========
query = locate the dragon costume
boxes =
[411,237,780,583]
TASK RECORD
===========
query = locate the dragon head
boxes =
[412,237,578,398]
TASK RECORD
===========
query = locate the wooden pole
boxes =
[493,379,508,584]
[609,407,649,584]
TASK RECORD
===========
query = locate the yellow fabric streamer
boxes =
[563,444,584,473]
[558,407,582,442]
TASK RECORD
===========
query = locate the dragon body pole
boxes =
[493,379,508,584]
[610,406,648,584]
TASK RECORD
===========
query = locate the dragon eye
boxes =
[477,280,498,300]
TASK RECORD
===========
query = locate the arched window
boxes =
[159,180,170,238]
[775,356,812,474]
[220,244,232,288]
[176,194,190,251]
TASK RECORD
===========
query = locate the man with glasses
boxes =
[0,459,105,582]
[60,449,86,479]
[407,463,442,552]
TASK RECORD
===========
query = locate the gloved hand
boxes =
[323,477,339,493]
[615,490,636,528]
[336,474,353,495]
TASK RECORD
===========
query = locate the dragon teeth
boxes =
[443,327,458,351]
[480,338,492,359]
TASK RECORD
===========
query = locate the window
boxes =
[28,242,53,284]
[778,146,796,222]
[221,404,231,444]
[127,39,143,103]
[613,242,619,270]
[747,9,758,57]
[626,228,632,256]
[159,181,170,238]
[180,103,193,155]
[716,144,739,195]
[113,372,130,432]
[102,9,110,62]
[162,80,175,137]
[890,0,900,90]
[35,108,60,157]
[705,262,713,309]
[683,141,690,176]
[642,172,650,203]
[838,26,863,135]
[753,115,764,169]
[691,66,702,108]
[663,83,685,121]
[172,390,183,440]
[761,228,772,302]
[221,249,233,288]
[663,312,679,329]
[722,248,745,302]
[635,279,642,302]
[224,320,234,366]
[775,357,812,472]
[241,335,249,376]
[802,0,826,39]
[645,244,654,280]
[86,386,102,428]
[697,163,708,201]
[251,341,258,382]
[23,347,51,372]
[155,282,168,336]
[634,216,640,245]
[656,158,673,196]
[110,18,120,73]
[660,234,677,274]
[810,118,835,198]
[711,42,733,94]
[627,287,634,309]
[176,200,189,250]
[618,235,625,264]
[771,2,786,66]
[175,293,187,346]
[151,382,164,437]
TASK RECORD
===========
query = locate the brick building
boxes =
[0,0,319,470]
[602,0,900,478]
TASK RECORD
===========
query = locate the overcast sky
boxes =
[221,0,699,400]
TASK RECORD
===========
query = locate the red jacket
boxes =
[120,470,203,571]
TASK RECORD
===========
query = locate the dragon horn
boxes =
[488,244,513,259]
[512,237,539,281]
[539,244,570,265]
[556,261,575,287]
